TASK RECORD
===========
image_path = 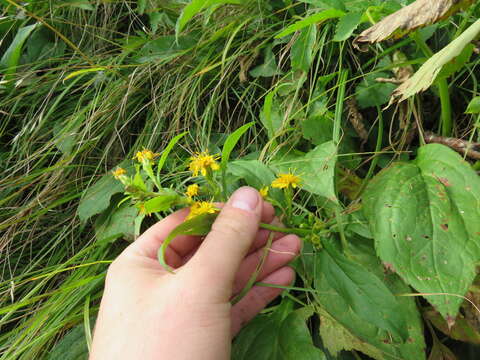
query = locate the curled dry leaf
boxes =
[390,19,480,103]
[353,0,474,49]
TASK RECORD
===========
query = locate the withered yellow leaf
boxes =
[390,18,480,103]
[353,0,474,49]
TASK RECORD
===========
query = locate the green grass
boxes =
[1,0,480,359]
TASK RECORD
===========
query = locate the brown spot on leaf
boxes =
[441,223,449,231]
[383,262,396,273]
[438,177,452,187]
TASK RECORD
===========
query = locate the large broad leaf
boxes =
[273,141,337,201]
[250,45,282,78]
[233,301,326,360]
[313,238,426,360]
[77,173,124,222]
[291,25,317,72]
[228,160,276,189]
[355,71,397,109]
[363,144,480,320]
[353,0,474,47]
[47,323,88,360]
[333,11,363,42]
[318,241,408,341]
[0,23,38,86]
[390,18,480,103]
[132,34,198,64]
[95,203,138,243]
[227,159,284,204]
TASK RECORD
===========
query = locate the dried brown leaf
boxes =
[354,0,474,49]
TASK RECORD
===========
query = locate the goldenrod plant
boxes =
[2,0,480,359]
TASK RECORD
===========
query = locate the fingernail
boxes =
[230,187,259,212]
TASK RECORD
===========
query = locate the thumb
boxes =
[185,187,262,301]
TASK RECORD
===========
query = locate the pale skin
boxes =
[90,187,301,360]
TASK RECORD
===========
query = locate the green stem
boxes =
[438,80,452,136]
[259,222,313,237]
[354,105,384,199]
[231,231,275,305]
[411,32,452,136]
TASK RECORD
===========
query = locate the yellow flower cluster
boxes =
[112,167,127,179]
[271,173,301,189]
[189,151,220,176]
[259,186,269,198]
[185,184,199,198]
[134,149,159,163]
[186,201,218,220]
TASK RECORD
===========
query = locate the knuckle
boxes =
[211,221,244,239]
[211,210,252,238]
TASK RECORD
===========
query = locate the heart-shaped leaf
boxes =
[363,144,480,320]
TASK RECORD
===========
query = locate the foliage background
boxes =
[1,0,480,359]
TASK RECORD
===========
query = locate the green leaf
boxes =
[221,122,254,194]
[176,0,241,34]
[95,204,138,243]
[249,45,282,78]
[301,114,334,145]
[424,308,480,345]
[137,0,146,14]
[356,71,397,109]
[63,0,95,11]
[291,25,317,72]
[319,241,409,341]
[133,168,147,191]
[228,160,276,189]
[259,91,284,140]
[313,238,426,360]
[221,122,254,171]
[47,323,89,360]
[427,339,457,360]
[333,11,363,42]
[158,213,217,271]
[142,194,178,215]
[0,23,38,86]
[274,141,337,201]
[363,144,480,319]
[466,96,480,114]
[77,173,124,222]
[228,159,283,204]
[233,301,326,360]
[24,26,66,64]
[157,132,187,177]
[275,8,345,38]
[392,18,480,102]
[133,34,198,64]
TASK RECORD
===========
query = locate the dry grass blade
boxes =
[353,0,474,49]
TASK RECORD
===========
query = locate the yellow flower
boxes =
[112,167,127,179]
[271,173,301,189]
[189,151,220,176]
[134,149,159,163]
[186,201,218,220]
[185,184,200,198]
[259,186,269,198]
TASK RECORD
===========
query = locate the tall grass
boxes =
[1,0,479,358]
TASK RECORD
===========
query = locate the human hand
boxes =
[90,187,301,360]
